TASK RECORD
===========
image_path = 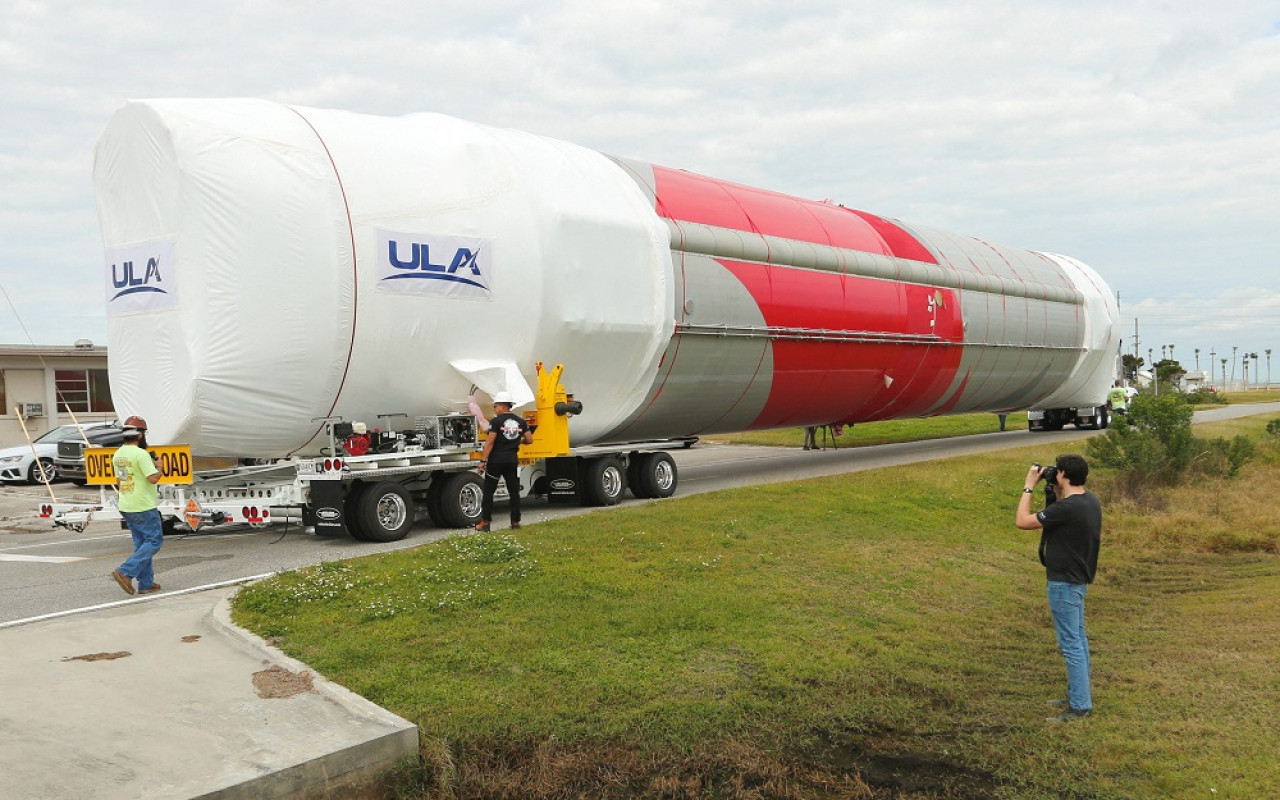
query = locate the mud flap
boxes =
[305,480,349,537]
[546,456,581,504]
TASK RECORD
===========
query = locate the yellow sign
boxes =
[85,445,195,486]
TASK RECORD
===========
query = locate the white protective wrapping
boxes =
[94,100,673,456]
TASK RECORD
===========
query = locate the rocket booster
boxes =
[93,100,1119,457]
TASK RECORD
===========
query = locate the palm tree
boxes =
[1195,348,1200,371]
[1267,349,1272,390]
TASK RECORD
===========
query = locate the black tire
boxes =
[626,452,651,499]
[438,471,484,529]
[638,452,678,499]
[342,483,368,538]
[27,457,56,484]
[582,457,625,506]
[425,476,447,527]
[350,481,414,542]
[1097,407,1110,430]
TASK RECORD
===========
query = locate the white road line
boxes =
[0,572,278,630]
[1,533,132,551]
[0,554,86,563]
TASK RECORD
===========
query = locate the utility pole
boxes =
[1150,348,1157,395]
[1267,349,1272,390]
[1232,346,1238,390]
[1133,319,1140,360]
[1210,347,1216,387]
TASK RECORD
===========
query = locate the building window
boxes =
[55,369,114,413]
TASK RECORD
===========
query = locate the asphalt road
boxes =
[3,402,1276,628]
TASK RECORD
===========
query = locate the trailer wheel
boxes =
[638,452,678,499]
[425,476,447,527]
[626,452,651,498]
[582,457,625,506]
[1096,407,1109,430]
[438,472,484,529]
[350,481,413,542]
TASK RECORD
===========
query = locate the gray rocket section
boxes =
[600,156,774,440]
[897,221,1087,414]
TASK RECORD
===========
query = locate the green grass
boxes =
[1218,388,1280,404]
[709,410,1023,448]
[231,414,1280,799]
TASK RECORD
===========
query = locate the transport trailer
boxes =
[39,364,688,541]
[1026,404,1110,432]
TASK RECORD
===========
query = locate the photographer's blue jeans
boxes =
[119,509,164,590]
[1047,581,1092,711]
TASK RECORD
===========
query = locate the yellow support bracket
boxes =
[519,361,576,459]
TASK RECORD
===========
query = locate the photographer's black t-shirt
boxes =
[1035,492,1101,584]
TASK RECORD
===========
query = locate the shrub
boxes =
[1185,387,1227,405]
[1088,392,1256,493]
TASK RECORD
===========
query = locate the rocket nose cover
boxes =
[94,100,672,456]
[95,99,356,454]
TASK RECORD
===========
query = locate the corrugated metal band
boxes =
[665,219,1083,306]
[674,322,1083,351]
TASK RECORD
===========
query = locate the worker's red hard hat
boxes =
[123,415,148,430]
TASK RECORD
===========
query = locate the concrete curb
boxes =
[203,590,420,800]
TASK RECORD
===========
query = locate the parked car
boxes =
[54,423,126,485]
[0,422,119,484]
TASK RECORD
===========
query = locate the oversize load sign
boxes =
[84,446,194,485]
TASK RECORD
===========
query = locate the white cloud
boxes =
[0,0,1277,368]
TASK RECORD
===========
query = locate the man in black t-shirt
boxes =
[475,392,533,532]
[1015,454,1102,723]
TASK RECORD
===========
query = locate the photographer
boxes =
[1014,454,1101,723]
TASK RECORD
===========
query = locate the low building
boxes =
[1180,370,1208,392]
[0,341,114,447]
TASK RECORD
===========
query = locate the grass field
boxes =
[232,413,1280,799]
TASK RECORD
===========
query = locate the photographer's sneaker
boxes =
[1046,707,1091,723]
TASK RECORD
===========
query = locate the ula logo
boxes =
[105,236,178,315]
[376,230,493,298]
[384,241,486,289]
[110,257,167,300]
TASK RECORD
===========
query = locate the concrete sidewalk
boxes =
[0,587,418,800]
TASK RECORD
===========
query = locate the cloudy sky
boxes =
[2,1,1277,384]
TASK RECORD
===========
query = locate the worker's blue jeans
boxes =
[1048,581,1092,711]
[119,509,164,590]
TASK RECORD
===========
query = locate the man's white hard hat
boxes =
[492,391,515,405]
